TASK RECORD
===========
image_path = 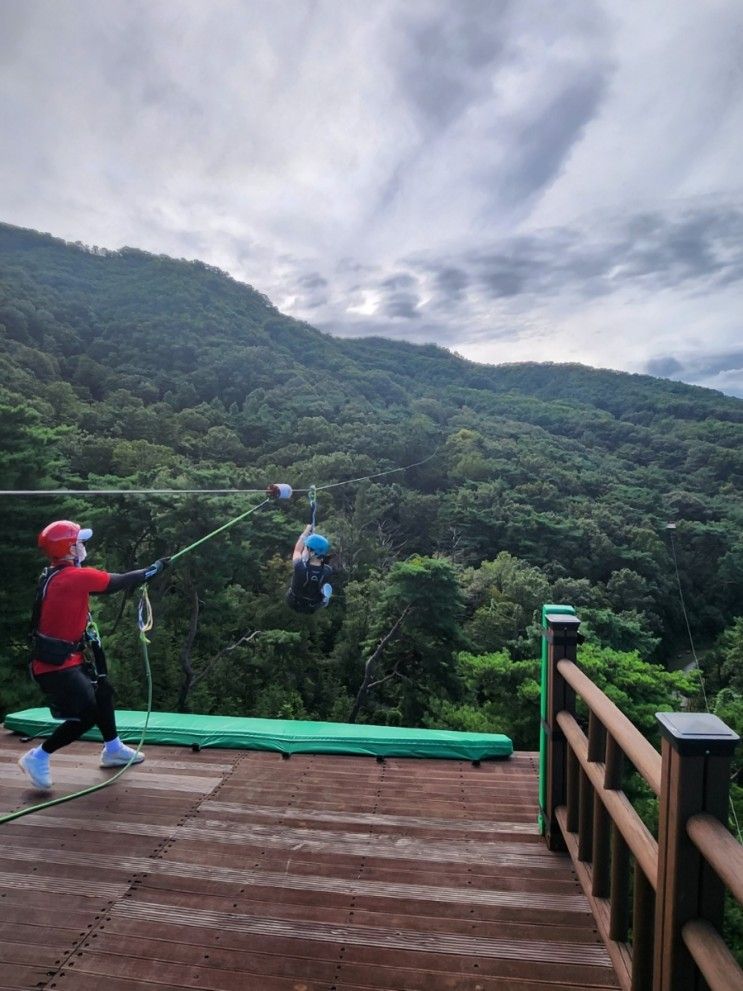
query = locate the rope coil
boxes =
[137,586,154,640]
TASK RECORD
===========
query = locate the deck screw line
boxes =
[41,750,245,990]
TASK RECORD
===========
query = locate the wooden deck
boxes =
[0,731,619,990]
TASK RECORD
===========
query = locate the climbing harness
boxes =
[84,617,109,679]
[286,562,332,614]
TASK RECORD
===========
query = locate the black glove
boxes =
[144,557,171,581]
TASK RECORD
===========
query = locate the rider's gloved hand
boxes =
[144,557,171,581]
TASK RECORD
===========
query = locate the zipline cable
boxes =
[667,525,710,711]
[667,524,742,842]
[0,446,439,498]
[304,447,439,493]
[0,488,268,496]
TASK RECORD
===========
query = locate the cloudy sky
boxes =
[1,1,742,395]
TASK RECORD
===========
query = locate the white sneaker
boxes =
[18,749,53,790]
[100,744,145,768]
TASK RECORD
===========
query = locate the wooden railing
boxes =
[542,612,742,991]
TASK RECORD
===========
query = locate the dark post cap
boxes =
[545,614,582,629]
[656,712,740,756]
[544,613,582,644]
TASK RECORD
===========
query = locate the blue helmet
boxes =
[305,533,330,556]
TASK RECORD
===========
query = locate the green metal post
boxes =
[538,603,575,834]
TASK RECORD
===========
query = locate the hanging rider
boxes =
[286,525,333,614]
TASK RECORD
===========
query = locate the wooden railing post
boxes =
[544,612,581,851]
[653,712,740,991]
[605,734,630,941]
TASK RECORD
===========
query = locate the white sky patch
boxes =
[457,281,743,396]
[1,0,742,395]
[347,291,382,317]
[530,2,743,227]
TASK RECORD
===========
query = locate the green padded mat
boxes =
[4,708,512,760]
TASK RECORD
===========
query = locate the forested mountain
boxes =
[1,222,742,760]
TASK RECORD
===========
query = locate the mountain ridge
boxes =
[1,220,742,711]
[2,220,741,418]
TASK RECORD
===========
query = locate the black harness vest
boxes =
[29,565,86,666]
[287,560,331,614]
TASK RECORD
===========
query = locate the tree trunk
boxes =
[177,586,200,712]
[191,630,261,689]
[348,607,410,723]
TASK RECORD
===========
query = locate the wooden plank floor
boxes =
[0,730,619,990]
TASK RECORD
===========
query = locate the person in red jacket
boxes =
[18,519,168,791]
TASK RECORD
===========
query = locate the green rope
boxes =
[170,498,270,562]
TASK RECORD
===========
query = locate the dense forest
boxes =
[1,222,741,776]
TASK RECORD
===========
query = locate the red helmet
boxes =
[38,520,92,559]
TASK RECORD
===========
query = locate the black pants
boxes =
[34,665,117,754]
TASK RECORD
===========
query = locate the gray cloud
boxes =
[646,356,684,378]
[454,206,743,303]
[383,293,421,321]
[356,1,614,241]
[689,350,743,378]
[381,273,416,290]
[290,199,743,398]
[322,204,742,337]
[290,271,329,310]
[473,255,531,299]
[645,350,743,398]
[297,273,328,290]
[493,70,611,210]
[434,266,469,306]
[325,314,464,349]
[392,2,511,130]
[1,1,742,395]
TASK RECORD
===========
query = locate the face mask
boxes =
[73,541,87,565]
